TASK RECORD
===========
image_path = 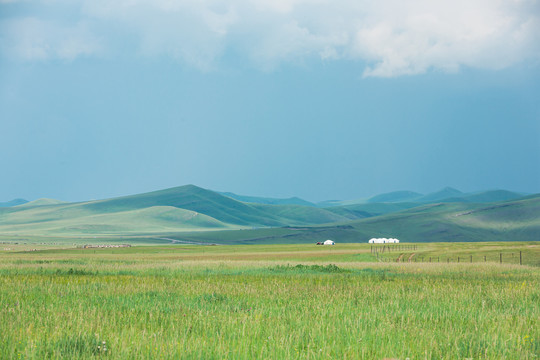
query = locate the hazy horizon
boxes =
[2,0,539,203]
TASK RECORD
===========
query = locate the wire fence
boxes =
[371,245,527,265]
[371,244,417,253]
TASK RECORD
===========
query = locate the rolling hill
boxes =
[326,202,421,219]
[0,185,351,237]
[317,188,526,207]
[168,194,540,244]
[16,198,67,207]
[416,187,463,203]
[0,206,232,235]
[437,190,525,203]
[0,185,536,244]
[218,192,315,206]
[367,191,423,203]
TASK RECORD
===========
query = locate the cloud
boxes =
[1,0,539,76]
[0,17,101,61]
[351,0,540,77]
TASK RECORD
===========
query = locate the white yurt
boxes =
[368,238,399,244]
[323,239,335,245]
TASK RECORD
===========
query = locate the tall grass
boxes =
[0,244,538,359]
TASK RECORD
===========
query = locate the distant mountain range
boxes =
[217,187,527,207]
[315,187,526,207]
[0,185,537,244]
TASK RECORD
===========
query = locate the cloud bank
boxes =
[1,0,539,76]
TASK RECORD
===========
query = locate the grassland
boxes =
[0,242,538,359]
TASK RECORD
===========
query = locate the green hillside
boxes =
[219,192,315,206]
[167,195,540,244]
[326,202,420,219]
[439,190,525,203]
[367,190,423,203]
[416,187,463,202]
[323,188,526,207]
[16,198,67,207]
[316,198,369,207]
[0,185,537,244]
[0,206,232,235]
[0,185,350,237]
[78,185,348,226]
[251,203,349,224]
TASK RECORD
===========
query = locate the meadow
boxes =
[0,242,538,359]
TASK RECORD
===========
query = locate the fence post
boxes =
[500,253,502,264]
[470,255,472,263]
[447,258,449,263]
[458,256,460,263]
[520,251,522,265]
[484,256,486,262]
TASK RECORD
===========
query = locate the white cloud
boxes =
[1,0,539,76]
[1,17,101,61]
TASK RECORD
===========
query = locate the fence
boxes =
[371,244,417,253]
[371,245,526,266]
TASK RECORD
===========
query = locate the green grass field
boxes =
[0,242,538,359]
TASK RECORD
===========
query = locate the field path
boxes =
[408,253,416,262]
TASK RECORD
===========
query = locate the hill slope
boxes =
[0,206,232,235]
[0,186,536,243]
[416,187,464,203]
[168,195,540,244]
[439,190,525,203]
[367,191,423,203]
[16,198,67,207]
[0,185,350,236]
[219,192,315,207]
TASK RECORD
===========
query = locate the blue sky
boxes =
[1,0,539,202]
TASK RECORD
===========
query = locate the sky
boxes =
[1,0,540,203]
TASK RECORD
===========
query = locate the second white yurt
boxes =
[368,238,400,244]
